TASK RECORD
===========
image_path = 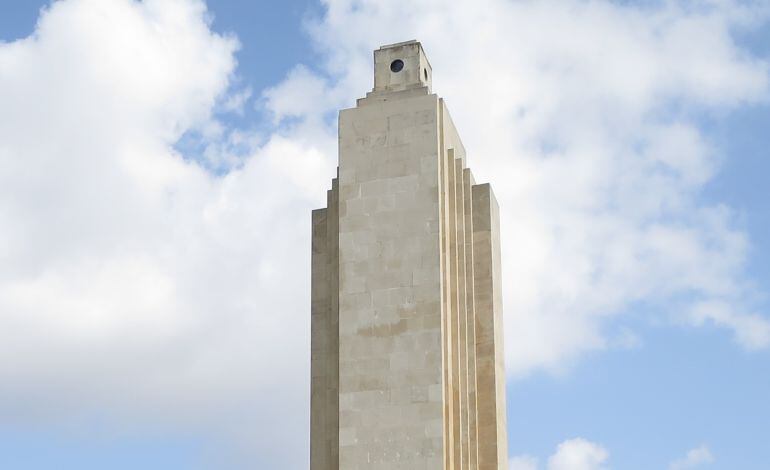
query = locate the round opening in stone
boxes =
[390,59,404,73]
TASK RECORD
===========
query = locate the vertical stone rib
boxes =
[446,148,462,469]
[310,207,329,470]
[472,183,508,470]
[439,102,455,470]
[326,179,340,470]
[489,189,508,469]
[311,181,340,470]
[455,157,470,470]
[464,169,479,470]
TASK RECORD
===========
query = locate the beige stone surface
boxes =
[311,178,341,470]
[311,41,507,470]
[472,184,507,470]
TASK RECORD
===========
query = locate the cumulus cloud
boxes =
[284,0,770,375]
[688,300,770,349]
[1,0,769,468]
[510,438,609,470]
[669,445,715,470]
[548,439,609,470]
[510,455,539,470]
[0,0,324,466]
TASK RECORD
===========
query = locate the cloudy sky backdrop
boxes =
[1,0,769,468]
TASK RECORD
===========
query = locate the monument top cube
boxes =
[373,40,432,94]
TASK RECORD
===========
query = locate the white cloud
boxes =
[510,455,539,470]
[689,300,770,349]
[262,64,334,123]
[221,86,252,114]
[1,0,769,468]
[548,438,609,470]
[510,438,609,470]
[0,0,320,466]
[669,445,715,470]
[286,0,770,376]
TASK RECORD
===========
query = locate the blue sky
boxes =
[1,1,769,469]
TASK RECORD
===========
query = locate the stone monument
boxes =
[311,40,507,470]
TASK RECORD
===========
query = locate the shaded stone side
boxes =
[472,184,508,470]
[326,179,340,469]
[455,156,471,470]
[439,100,487,470]
[310,207,329,470]
[445,145,462,470]
[310,179,339,470]
[463,168,479,470]
[437,108,456,470]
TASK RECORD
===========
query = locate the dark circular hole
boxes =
[390,59,404,73]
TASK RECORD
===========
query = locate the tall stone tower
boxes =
[311,40,507,470]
